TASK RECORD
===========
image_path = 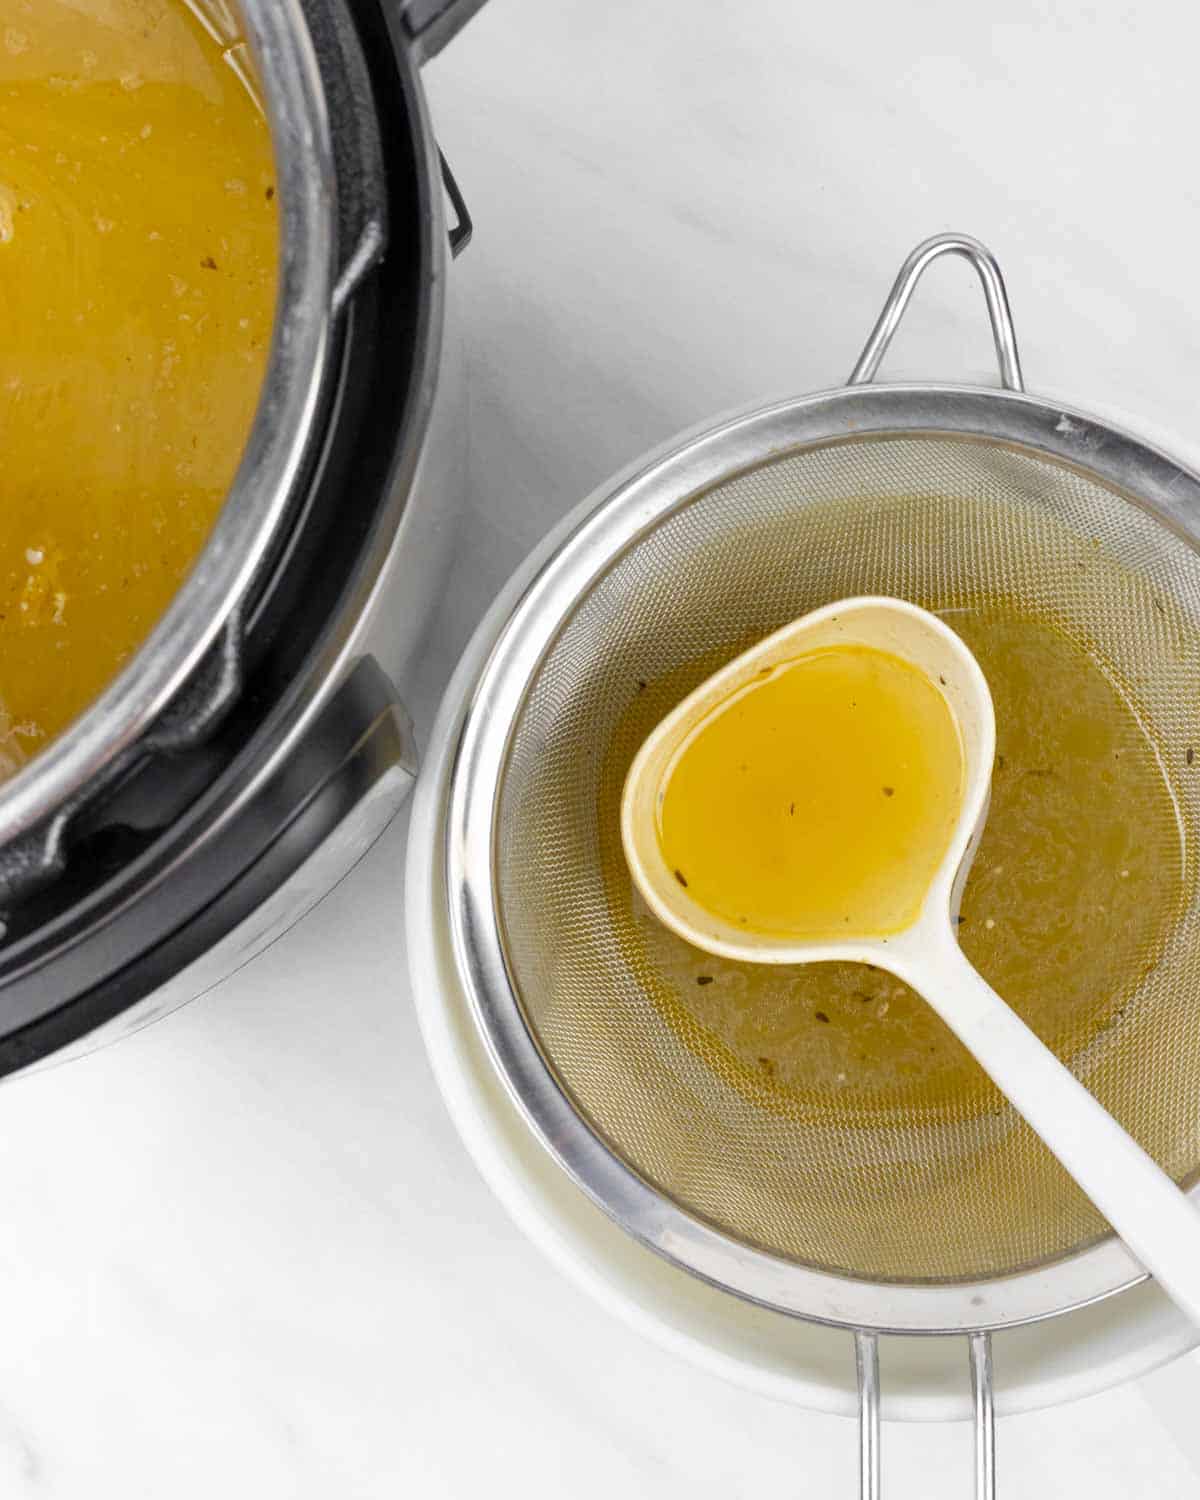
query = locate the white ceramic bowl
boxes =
[405,397,1200,1423]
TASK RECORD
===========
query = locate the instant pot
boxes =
[0,0,482,1072]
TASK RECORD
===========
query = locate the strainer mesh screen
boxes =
[495,436,1200,1282]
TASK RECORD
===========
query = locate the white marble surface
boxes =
[5,0,1200,1491]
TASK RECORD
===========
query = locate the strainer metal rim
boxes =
[445,370,1200,1338]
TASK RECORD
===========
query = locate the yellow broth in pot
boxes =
[0,0,278,774]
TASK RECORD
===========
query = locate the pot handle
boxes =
[441,152,473,258]
[135,656,416,1010]
[0,657,416,1075]
[208,656,418,920]
[847,233,1024,393]
[398,0,489,62]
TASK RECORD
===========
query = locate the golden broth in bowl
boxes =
[0,0,278,773]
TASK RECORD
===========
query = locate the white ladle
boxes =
[622,595,1200,1327]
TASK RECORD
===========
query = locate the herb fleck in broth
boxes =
[600,610,1186,1117]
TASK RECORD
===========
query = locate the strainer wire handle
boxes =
[847,233,1025,392]
[969,1333,997,1500]
[855,1331,880,1500]
[854,1330,996,1498]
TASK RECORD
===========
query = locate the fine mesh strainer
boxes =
[444,234,1200,1496]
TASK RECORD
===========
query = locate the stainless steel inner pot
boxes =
[0,0,333,854]
[442,234,1200,1497]
[0,0,479,881]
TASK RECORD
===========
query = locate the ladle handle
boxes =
[917,932,1200,1328]
[848,233,1024,392]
